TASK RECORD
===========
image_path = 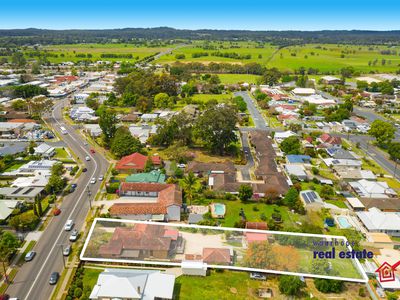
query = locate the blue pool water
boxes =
[337,216,352,229]
[214,203,226,215]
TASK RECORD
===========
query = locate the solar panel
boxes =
[23,188,34,195]
[302,193,311,204]
[12,187,23,194]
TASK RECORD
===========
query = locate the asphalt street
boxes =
[7,99,109,300]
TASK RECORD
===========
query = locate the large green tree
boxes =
[195,105,238,155]
[99,110,117,144]
[181,172,198,205]
[314,279,344,293]
[280,136,301,154]
[261,68,281,86]
[238,184,253,202]
[0,231,20,283]
[278,275,305,296]
[368,119,395,146]
[110,127,143,158]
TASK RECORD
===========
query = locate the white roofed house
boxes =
[84,124,103,137]
[274,131,296,144]
[292,88,315,96]
[70,106,97,122]
[0,186,44,203]
[349,179,397,199]
[89,268,175,300]
[356,207,400,236]
[140,113,159,122]
[34,143,55,158]
[129,124,158,144]
[285,164,307,181]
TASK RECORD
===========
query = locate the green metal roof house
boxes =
[125,170,166,183]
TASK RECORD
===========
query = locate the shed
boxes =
[181,261,207,276]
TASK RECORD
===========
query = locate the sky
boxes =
[1,0,400,31]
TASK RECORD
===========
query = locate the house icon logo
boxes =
[375,261,400,282]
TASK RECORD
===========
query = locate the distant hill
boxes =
[1,27,400,46]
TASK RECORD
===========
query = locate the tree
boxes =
[368,119,395,146]
[388,142,400,161]
[31,62,41,74]
[238,184,253,202]
[261,68,281,86]
[120,92,137,107]
[181,172,198,205]
[144,157,154,172]
[28,141,36,155]
[136,96,152,113]
[26,95,53,118]
[154,93,170,108]
[181,83,197,97]
[314,279,344,293]
[278,275,305,296]
[283,187,299,208]
[195,105,238,155]
[99,110,117,144]
[243,242,275,269]
[11,99,27,111]
[110,127,143,158]
[11,52,26,67]
[14,85,49,98]
[0,231,20,283]
[280,136,301,154]
[45,173,66,194]
[233,96,247,112]
[320,185,334,199]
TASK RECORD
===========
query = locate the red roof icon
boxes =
[375,261,400,283]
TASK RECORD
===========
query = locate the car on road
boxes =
[90,178,96,184]
[69,229,79,242]
[63,245,71,256]
[98,175,104,181]
[85,156,91,161]
[250,272,267,280]
[24,251,36,262]
[90,149,96,154]
[49,272,59,285]
[64,219,74,231]
[71,183,77,188]
[244,149,249,154]
[82,168,87,172]
[177,163,186,168]
[52,208,61,216]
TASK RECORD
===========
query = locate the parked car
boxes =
[24,251,36,262]
[90,178,96,184]
[69,229,79,242]
[71,184,77,189]
[63,245,71,256]
[98,175,104,181]
[82,168,87,172]
[90,149,95,154]
[250,272,267,280]
[177,163,186,168]
[85,156,90,161]
[49,272,59,285]
[53,208,61,216]
[64,219,74,231]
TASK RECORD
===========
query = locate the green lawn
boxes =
[82,267,104,290]
[190,93,233,103]
[54,148,69,159]
[5,161,26,172]
[217,74,261,84]
[325,200,348,209]
[199,199,296,228]
[174,270,267,300]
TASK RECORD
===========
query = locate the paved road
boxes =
[7,99,109,300]
[235,91,269,130]
[237,132,254,180]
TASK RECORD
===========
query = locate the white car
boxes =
[69,229,79,242]
[98,175,104,181]
[85,156,90,161]
[90,178,96,184]
[64,219,74,231]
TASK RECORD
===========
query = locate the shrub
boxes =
[106,182,119,194]
[260,213,267,221]
[74,287,83,298]
[358,287,366,297]
[253,206,259,212]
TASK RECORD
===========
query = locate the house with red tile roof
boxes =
[243,232,270,248]
[318,133,342,148]
[115,152,161,174]
[202,248,232,265]
[98,224,176,259]
[109,182,182,221]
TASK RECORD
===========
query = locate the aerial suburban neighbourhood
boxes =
[1,2,400,300]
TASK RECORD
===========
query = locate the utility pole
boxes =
[86,185,92,210]
[60,244,65,267]
[394,159,398,179]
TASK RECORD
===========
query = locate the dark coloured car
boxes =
[82,168,87,172]
[24,251,36,262]
[71,184,77,188]
[49,272,59,285]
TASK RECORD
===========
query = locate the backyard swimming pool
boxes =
[337,216,352,229]
[211,203,226,218]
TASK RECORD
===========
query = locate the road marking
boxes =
[24,100,99,300]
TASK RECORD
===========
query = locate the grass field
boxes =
[156,41,400,73]
[82,267,104,290]
[174,270,273,300]
[217,74,261,84]
[34,43,174,63]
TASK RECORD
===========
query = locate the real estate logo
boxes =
[375,261,400,282]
